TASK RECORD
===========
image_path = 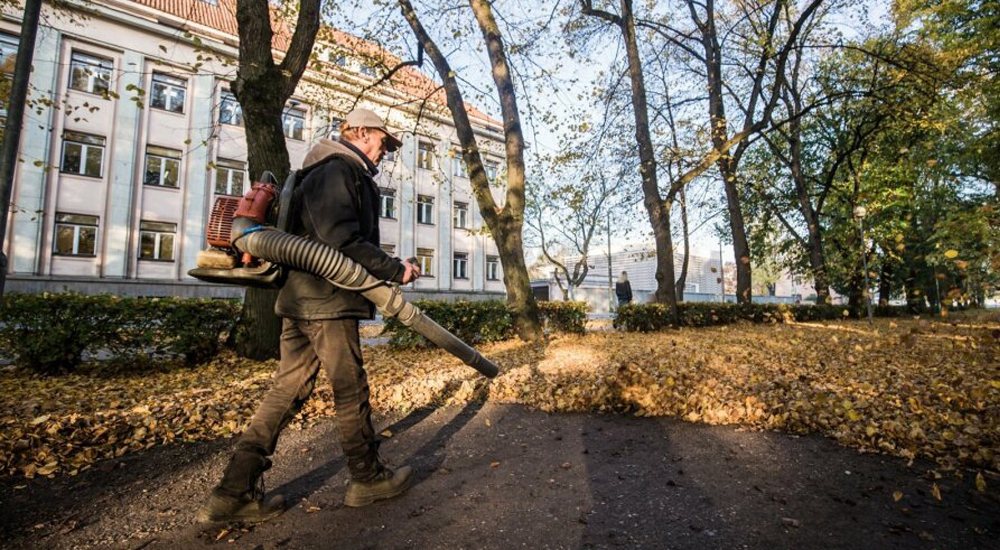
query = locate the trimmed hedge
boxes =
[613,302,912,332]
[0,293,240,373]
[383,299,589,348]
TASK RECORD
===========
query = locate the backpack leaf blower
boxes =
[189,168,499,379]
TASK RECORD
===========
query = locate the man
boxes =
[200,108,420,523]
[615,271,632,307]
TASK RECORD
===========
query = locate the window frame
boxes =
[215,158,246,196]
[282,105,306,140]
[379,187,397,219]
[487,255,501,281]
[143,145,182,189]
[484,159,500,182]
[416,194,434,225]
[138,220,177,262]
[60,131,105,178]
[68,50,113,96]
[380,243,396,256]
[417,141,435,170]
[453,201,469,229]
[150,72,187,114]
[452,152,467,178]
[416,247,435,277]
[453,252,469,280]
[52,213,99,257]
[219,90,243,127]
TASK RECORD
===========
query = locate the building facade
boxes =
[2,0,508,300]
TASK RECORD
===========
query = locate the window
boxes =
[328,118,342,141]
[359,64,376,77]
[69,51,112,95]
[53,213,98,256]
[453,202,468,229]
[417,141,435,170]
[61,131,105,177]
[452,154,467,178]
[139,221,176,261]
[487,255,500,281]
[381,243,396,256]
[383,148,395,163]
[143,146,181,188]
[150,72,187,113]
[219,91,243,126]
[417,195,434,225]
[283,106,306,140]
[484,159,499,182]
[329,52,347,67]
[215,158,246,196]
[453,252,468,280]
[379,187,396,219]
[0,33,17,77]
[416,248,434,277]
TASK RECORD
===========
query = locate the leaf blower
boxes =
[189,169,499,379]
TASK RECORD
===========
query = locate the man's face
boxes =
[358,128,390,166]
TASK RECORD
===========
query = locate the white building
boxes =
[2,0,507,299]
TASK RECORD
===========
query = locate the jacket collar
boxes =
[301,138,379,177]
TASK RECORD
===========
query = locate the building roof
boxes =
[120,0,500,126]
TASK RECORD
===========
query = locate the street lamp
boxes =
[854,206,874,324]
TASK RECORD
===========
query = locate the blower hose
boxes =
[235,229,499,378]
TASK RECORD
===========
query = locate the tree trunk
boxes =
[675,186,690,302]
[399,0,543,341]
[878,260,893,307]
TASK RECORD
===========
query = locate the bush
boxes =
[538,301,589,334]
[384,299,514,349]
[0,293,239,373]
[613,302,910,332]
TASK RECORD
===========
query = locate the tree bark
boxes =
[399,0,543,341]
[675,185,690,301]
[231,0,321,359]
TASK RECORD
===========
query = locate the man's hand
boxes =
[402,259,421,284]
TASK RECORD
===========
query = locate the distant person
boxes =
[615,271,633,307]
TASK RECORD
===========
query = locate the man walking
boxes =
[200,108,420,523]
[615,271,633,307]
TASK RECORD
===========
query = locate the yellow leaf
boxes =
[931,483,941,501]
[380,429,393,438]
[975,472,987,492]
[484,419,492,427]
[944,249,958,259]
[490,461,501,468]
[31,415,50,426]
[892,490,903,502]
[847,410,861,422]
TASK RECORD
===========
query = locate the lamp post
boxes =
[854,205,874,324]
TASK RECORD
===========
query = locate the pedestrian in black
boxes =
[615,271,633,307]
[200,108,420,523]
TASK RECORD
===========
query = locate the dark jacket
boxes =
[615,280,633,302]
[275,139,405,321]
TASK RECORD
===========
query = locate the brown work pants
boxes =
[235,318,380,480]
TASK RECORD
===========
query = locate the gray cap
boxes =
[344,108,403,152]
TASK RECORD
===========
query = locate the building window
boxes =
[417,141,435,170]
[487,255,500,281]
[69,51,112,95]
[150,72,187,113]
[381,243,396,256]
[484,159,499,182]
[383,148,395,163]
[215,158,246,196]
[452,154,467,178]
[219,91,243,126]
[61,131,105,178]
[380,187,396,219]
[359,64,376,77]
[416,247,434,277]
[416,195,434,225]
[139,221,176,261]
[453,252,468,280]
[328,117,342,141]
[453,201,468,229]
[143,146,181,188]
[283,105,306,140]
[0,33,17,76]
[53,213,98,257]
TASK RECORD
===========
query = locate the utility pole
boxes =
[0,0,44,301]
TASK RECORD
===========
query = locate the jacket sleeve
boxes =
[626,282,633,300]
[301,160,406,283]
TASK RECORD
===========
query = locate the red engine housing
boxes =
[233,183,278,226]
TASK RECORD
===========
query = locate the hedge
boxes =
[613,302,912,332]
[0,293,240,373]
[383,299,589,348]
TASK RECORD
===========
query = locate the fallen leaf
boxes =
[781,517,801,528]
[892,490,903,502]
[975,472,987,492]
[931,483,942,501]
[490,461,500,468]
[380,429,393,438]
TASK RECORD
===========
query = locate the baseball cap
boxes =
[344,108,403,152]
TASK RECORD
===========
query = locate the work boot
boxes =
[198,450,286,523]
[344,464,414,508]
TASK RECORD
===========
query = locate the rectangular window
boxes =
[283,106,306,140]
[139,220,176,261]
[417,141,435,170]
[60,131,105,177]
[380,243,396,256]
[69,51,112,95]
[379,187,396,219]
[417,247,434,277]
[487,255,500,281]
[383,148,395,163]
[53,213,98,257]
[150,72,187,113]
[143,146,181,188]
[0,34,17,77]
[219,91,243,126]
[453,252,468,280]
[452,154,467,178]
[215,158,246,196]
[359,64,376,77]
[484,159,499,182]
[453,201,468,229]
[416,195,434,225]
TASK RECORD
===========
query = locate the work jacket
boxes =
[275,139,405,320]
[615,280,633,302]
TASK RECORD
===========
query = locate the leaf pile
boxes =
[1,315,998,480]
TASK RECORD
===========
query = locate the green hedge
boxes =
[0,293,240,373]
[383,299,589,348]
[613,302,911,332]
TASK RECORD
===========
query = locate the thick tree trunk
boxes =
[719,160,753,303]
[675,186,690,302]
